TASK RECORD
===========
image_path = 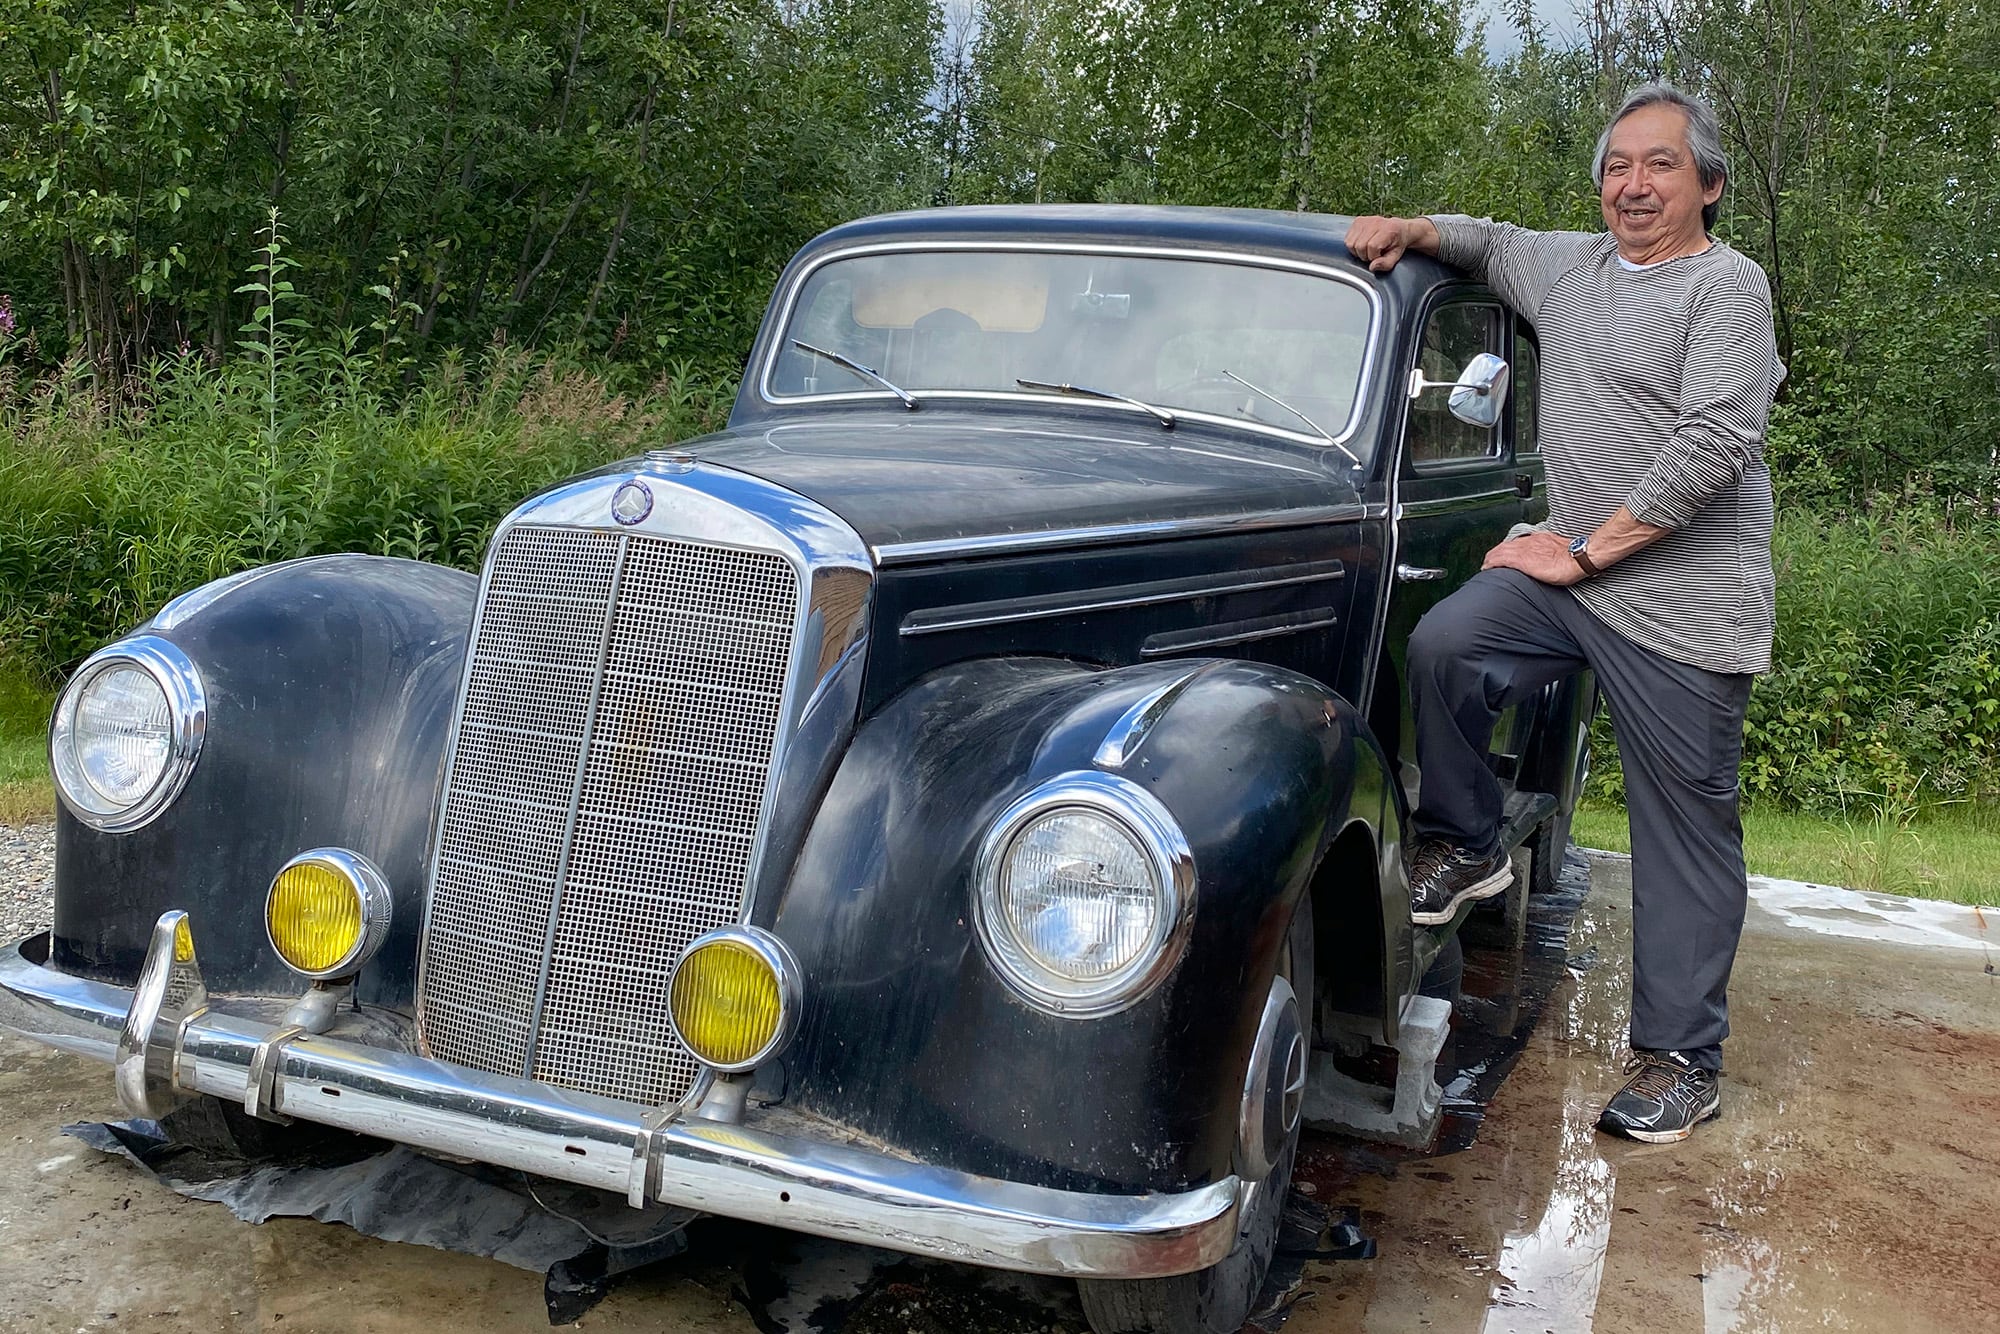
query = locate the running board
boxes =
[1501,789,1558,851]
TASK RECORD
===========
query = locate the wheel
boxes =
[1529,736,1590,896]
[1418,931,1463,1004]
[1077,894,1313,1334]
[1527,805,1571,897]
[1529,684,1594,896]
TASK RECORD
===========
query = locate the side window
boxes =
[1407,303,1502,466]
[1514,329,1540,457]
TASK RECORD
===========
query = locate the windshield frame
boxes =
[757,240,1384,452]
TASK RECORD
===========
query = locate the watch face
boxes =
[1568,535,1588,555]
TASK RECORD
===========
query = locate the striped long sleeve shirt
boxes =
[1429,215,1784,675]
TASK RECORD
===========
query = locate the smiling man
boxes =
[1344,83,1784,1144]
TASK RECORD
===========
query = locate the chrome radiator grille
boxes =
[419,523,801,1107]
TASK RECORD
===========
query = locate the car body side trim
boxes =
[900,560,1345,637]
[1139,609,1341,657]
[1395,488,1524,519]
[0,932,1239,1280]
[873,504,1382,566]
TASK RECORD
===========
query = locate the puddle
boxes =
[1476,1085,1616,1333]
[1745,874,1990,952]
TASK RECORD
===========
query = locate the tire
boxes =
[1527,804,1572,897]
[1077,894,1314,1334]
[1529,691,1593,897]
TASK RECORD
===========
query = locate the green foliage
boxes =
[0,0,939,381]
[0,340,732,684]
[1587,511,2000,814]
[0,0,1995,822]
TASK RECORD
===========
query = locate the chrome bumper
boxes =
[0,925,1237,1279]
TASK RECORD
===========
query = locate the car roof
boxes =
[792,204,1461,289]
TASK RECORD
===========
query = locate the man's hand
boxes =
[1482,531,1586,586]
[1345,216,1441,272]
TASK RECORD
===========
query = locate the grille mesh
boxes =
[419,524,800,1106]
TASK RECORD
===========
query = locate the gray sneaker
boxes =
[1597,1050,1721,1143]
[1408,839,1512,925]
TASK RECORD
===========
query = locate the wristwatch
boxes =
[1568,534,1601,577]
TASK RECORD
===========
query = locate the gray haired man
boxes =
[1345,83,1783,1143]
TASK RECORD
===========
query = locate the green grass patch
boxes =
[1573,800,2000,907]
[0,666,53,824]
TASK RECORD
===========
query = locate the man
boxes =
[1345,83,1783,1143]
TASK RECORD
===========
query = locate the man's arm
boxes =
[1482,508,1672,586]
[1346,214,1596,321]
[1486,262,1783,586]
[1344,216,1441,270]
[1622,263,1785,529]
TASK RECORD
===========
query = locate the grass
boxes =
[0,667,52,824]
[1574,800,2000,907]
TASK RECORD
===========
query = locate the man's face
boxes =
[1598,103,1724,259]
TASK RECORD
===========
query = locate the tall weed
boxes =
[0,340,733,685]
[1592,509,2000,812]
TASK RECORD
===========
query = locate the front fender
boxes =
[50,556,476,1006]
[770,655,1389,1194]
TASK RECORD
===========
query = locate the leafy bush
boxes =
[1591,510,2000,813]
[0,341,733,686]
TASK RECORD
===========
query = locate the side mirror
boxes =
[1407,352,1511,429]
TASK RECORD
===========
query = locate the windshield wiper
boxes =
[1221,370,1362,467]
[791,339,918,410]
[1016,378,1176,429]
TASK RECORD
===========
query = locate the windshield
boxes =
[767,248,1375,451]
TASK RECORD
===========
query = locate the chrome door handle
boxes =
[1396,564,1447,582]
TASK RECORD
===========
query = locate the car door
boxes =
[1377,295,1530,805]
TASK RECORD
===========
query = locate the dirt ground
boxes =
[1,853,1994,1334]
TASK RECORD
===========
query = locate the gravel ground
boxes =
[0,821,55,942]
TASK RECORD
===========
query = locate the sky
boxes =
[1469,0,1589,59]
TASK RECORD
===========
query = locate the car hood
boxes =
[625,413,1356,557]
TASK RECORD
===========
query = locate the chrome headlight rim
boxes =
[49,635,207,834]
[668,926,804,1074]
[972,771,1196,1019]
[266,847,395,980]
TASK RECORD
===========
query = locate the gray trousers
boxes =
[1409,569,1754,1070]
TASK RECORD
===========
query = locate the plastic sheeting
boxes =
[64,1119,691,1323]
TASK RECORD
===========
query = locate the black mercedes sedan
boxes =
[1,205,1592,1334]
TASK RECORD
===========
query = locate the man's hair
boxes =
[1592,82,1729,233]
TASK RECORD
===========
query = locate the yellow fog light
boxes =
[667,928,802,1073]
[266,849,393,980]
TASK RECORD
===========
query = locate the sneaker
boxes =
[1407,839,1512,926]
[1596,1050,1721,1143]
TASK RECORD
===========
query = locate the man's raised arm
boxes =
[1344,216,1442,272]
[1348,215,1596,326]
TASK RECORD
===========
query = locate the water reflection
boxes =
[1478,1081,1616,1334]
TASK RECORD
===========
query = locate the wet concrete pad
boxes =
[2,852,1995,1332]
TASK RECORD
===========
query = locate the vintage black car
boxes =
[0,206,1591,1334]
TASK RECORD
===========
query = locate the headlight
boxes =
[267,849,393,979]
[50,635,206,832]
[668,928,802,1072]
[973,772,1195,1017]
